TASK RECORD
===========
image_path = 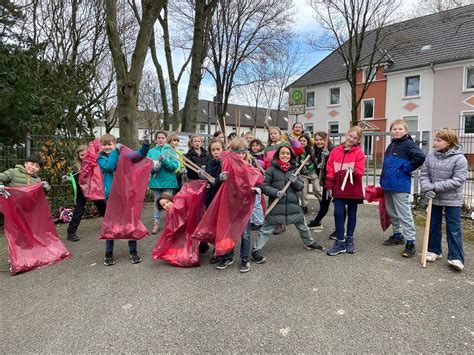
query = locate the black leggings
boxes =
[312,187,332,224]
[67,187,106,237]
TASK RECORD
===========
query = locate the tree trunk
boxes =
[116,79,139,146]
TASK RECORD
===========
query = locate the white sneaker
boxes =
[426,252,442,262]
[447,259,464,271]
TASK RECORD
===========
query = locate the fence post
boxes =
[26,135,31,157]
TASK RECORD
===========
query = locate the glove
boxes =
[317,163,324,170]
[321,149,330,157]
[42,181,51,191]
[198,169,207,179]
[178,167,187,175]
[0,184,10,199]
[61,175,71,182]
[289,174,298,183]
[142,131,150,144]
[421,183,435,193]
[326,190,332,199]
[425,190,436,199]
[219,172,229,181]
[158,155,166,162]
[152,160,161,173]
[276,190,286,199]
[115,143,123,151]
[252,187,262,195]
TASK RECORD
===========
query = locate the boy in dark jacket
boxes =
[380,119,426,258]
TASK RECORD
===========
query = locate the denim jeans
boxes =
[105,240,137,254]
[253,219,314,252]
[333,198,358,241]
[152,188,173,220]
[428,205,464,263]
[250,194,264,226]
[226,222,252,261]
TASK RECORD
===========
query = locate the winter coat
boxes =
[185,148,210,180]
[0,165,49,190]
[204,158,223,207]
[380,134,426,193]
[325,144,365,200]
[420,145,468,207]
[97,143,149,198]
[262,161,305,225]
[263,141,292,169]
[147,144,179,189]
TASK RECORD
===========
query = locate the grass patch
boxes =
[413,212,474,242]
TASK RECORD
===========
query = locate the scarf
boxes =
[275,159,290,172]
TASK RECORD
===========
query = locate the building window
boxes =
[364,66,376,83]
[461,112,474,135]
[329,88,340,105]
[404,75,420,97]
[305,123,314,133]
[362,99,374,119]
[306,92,315,108]
[403,116,418,133]
[199,123,206,133]
[363,136,373,157]
[465,67,474,91]
[329,121,339,133]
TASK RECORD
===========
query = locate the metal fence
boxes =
[1,129,473,216]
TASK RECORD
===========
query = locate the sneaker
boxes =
[304,242,324,251]
[402,242,416,258]
[130,252,142,264]
[328,230,337,240]
[216,258,234,270]
[239,260,250,273]
[447,259,464,271]
[67,234,80,242]
[346,237,355,254]
[199,242,210,253]
[151,220,160,234]
[326,240,346,256]
[251,224,263,231]
[308,220,323,231]
[383,234,404,246]
[302,206,309,214]
[104,252,115,266]
[251,250,266,264]
[273,224,286,235]
[426,252,442,262]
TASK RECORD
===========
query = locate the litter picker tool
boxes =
[165,152,215,184]
[421,198,433,268]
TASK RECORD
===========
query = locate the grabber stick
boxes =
[318,129,331,186]
[340,169,351,191]
[421,198,433,268]
[265,155,311,216]
[168,146,201,171]
[165,152,215,184]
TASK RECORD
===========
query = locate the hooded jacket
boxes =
[147,144,179,189]
[325,144,365,199]
[380,134,426,193]
[420,145,468,207]
[185,148,209,180]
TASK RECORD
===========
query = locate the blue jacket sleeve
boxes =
[161,148,179,171]
[97,150,119,172]
[136,143,150,158]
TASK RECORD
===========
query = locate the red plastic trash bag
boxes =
[151,180,207,267]
[192,152,264,256]
[78,139,105,201]
[365,185,392,231]
[0,184,71,275]
[99,146,152,240]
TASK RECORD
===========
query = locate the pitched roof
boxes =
[288,4,474,88]
[194,100,288,130]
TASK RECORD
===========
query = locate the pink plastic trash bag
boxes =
[99,146,153,240]
[151,180,207,267]
[365,185,392,231]
[0,184,71,275]
[78,139,105,201]
[191,152,264,256]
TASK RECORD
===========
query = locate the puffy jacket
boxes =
[262,161,305,225]
[420,145,468,207]
[0,164,48,189]
[325,144,365,199]
[147,144,179,189]
[380,135,425,193]
[185,148,209,180]
[97,143,150,198]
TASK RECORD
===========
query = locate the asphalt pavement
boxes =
[1,201,473,353]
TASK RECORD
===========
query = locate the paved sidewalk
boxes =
[0,202,472,353]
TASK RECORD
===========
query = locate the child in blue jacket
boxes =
[97,133,150,266]
[380,119,425,258]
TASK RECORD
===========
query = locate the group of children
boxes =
[0,119,468,273]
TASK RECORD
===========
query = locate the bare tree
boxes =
[414,0,472,15]
[138,69,167,133]
[206,0,294,136]
[105,0,165,146]
[309,0,403,125]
